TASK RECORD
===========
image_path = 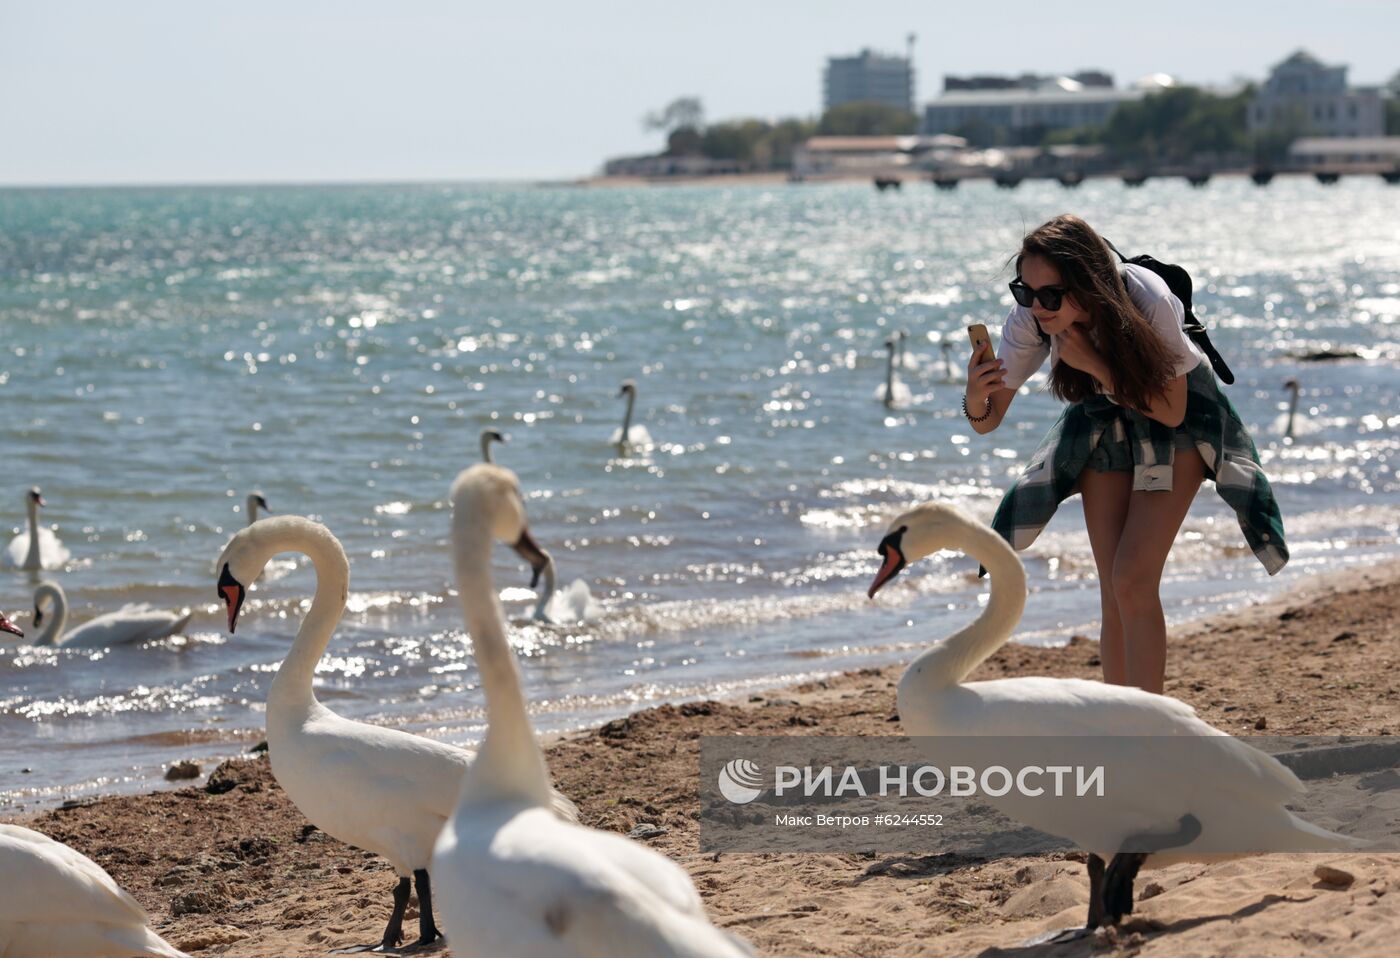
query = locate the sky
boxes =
[2,0,1396,185]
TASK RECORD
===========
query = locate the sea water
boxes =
[2,178,1397,808]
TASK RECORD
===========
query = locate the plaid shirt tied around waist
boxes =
[989,362,1288,575]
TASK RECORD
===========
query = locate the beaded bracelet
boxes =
[962,394,993,423]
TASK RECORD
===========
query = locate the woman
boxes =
[964,215,1286,694]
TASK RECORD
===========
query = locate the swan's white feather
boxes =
[5,527,71,570]
[0,824,188,958]
[608,424,655,447]
[435,803,752,958]
[58,606,194,648]
[268,704,473,872]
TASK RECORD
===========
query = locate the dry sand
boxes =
[7,559,1399,957]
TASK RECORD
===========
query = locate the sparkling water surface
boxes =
[2,179,1398,808]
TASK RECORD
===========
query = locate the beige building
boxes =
[1248,50,1384,138]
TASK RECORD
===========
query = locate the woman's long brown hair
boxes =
[1017,215,1176,412]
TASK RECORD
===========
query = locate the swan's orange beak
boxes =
[0,612,21,638]
[867,528,908,599]
[511,529,550,589]
[218,563,246,633]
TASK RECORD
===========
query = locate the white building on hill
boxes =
[1248,50,1383,138]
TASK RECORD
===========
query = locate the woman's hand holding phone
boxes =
[965,324,1005,410]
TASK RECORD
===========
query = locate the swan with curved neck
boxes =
[875,339,911,407]
[433,464,753,957]
[29,581,192,648]
[6,488,70,572]
[1,823,189,957]
[610,379,654,448]
[869,502,1355,933]
[480,428,507,463]
[215,513,574,951]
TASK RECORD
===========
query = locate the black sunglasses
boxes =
[1009,279,1066,311]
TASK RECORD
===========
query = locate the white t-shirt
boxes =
[996,262,1206,393]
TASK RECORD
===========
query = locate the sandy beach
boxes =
[6,556,1396,957]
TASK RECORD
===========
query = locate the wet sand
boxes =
[8,558,1399,956]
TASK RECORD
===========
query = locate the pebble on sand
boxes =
[165,761,202,781]
[1314,864,1356,888]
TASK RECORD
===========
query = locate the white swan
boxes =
[0,823,188,958]
[939,340,958,382]
[867,502,1356,932]
[6,487,71,571]
[245,492,271,525]
[1272,377,1326,440]
[531,558,604,625]
[29,582,193,648]
[480,429,508,463]
[609,380,655,448]
[433,464,753,958]
[874,338,912,407]
[214,514,576,951]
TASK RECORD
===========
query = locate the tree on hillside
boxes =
[818,101,917,136]
[644,97,705,134]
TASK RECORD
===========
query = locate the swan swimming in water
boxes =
[432,464,753,957]
[610,379,655,448]
[480,429,508,463]
[215,514,577,951]
[26,582,193,648]
[530,556,605,625]
[0,822,189,958]
[874,338,912,407]
[5,488,71,571]
[868,502,1355,933]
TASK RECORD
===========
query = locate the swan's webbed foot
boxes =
[1102,852,1146,925]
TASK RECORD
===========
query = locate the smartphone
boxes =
[967,324,994,365]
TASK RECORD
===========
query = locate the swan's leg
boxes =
[1085,853,1107,929]
[1102,812,1200,925]
[381,876,412,948]
[329,876,410,954]
[411,868,442,947]
[1102,852,1146,924]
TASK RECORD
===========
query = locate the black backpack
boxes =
[1036,242,1236,385]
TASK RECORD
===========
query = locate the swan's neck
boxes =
[454,520,553,807]
[24,502,41,569]
[32,584,65,646]
[481,433,494,463]
[267,527,349,718]
[532,559,556,622]
[1286,389,1299,437]
[245,496,259,525]
[621,390,635,439]
[886,348,896,396]
[906,522,1026,690]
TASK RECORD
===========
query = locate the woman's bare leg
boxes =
[1079,468,1133,685]
[1110,447,1206,694]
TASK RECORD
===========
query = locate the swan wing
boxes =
[435,807,751,958]
[4,533,27,567]
[58,607,191,648]
[0,824,149,928]
[277,711,473,826]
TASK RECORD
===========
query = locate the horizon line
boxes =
[0,175,596,191]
